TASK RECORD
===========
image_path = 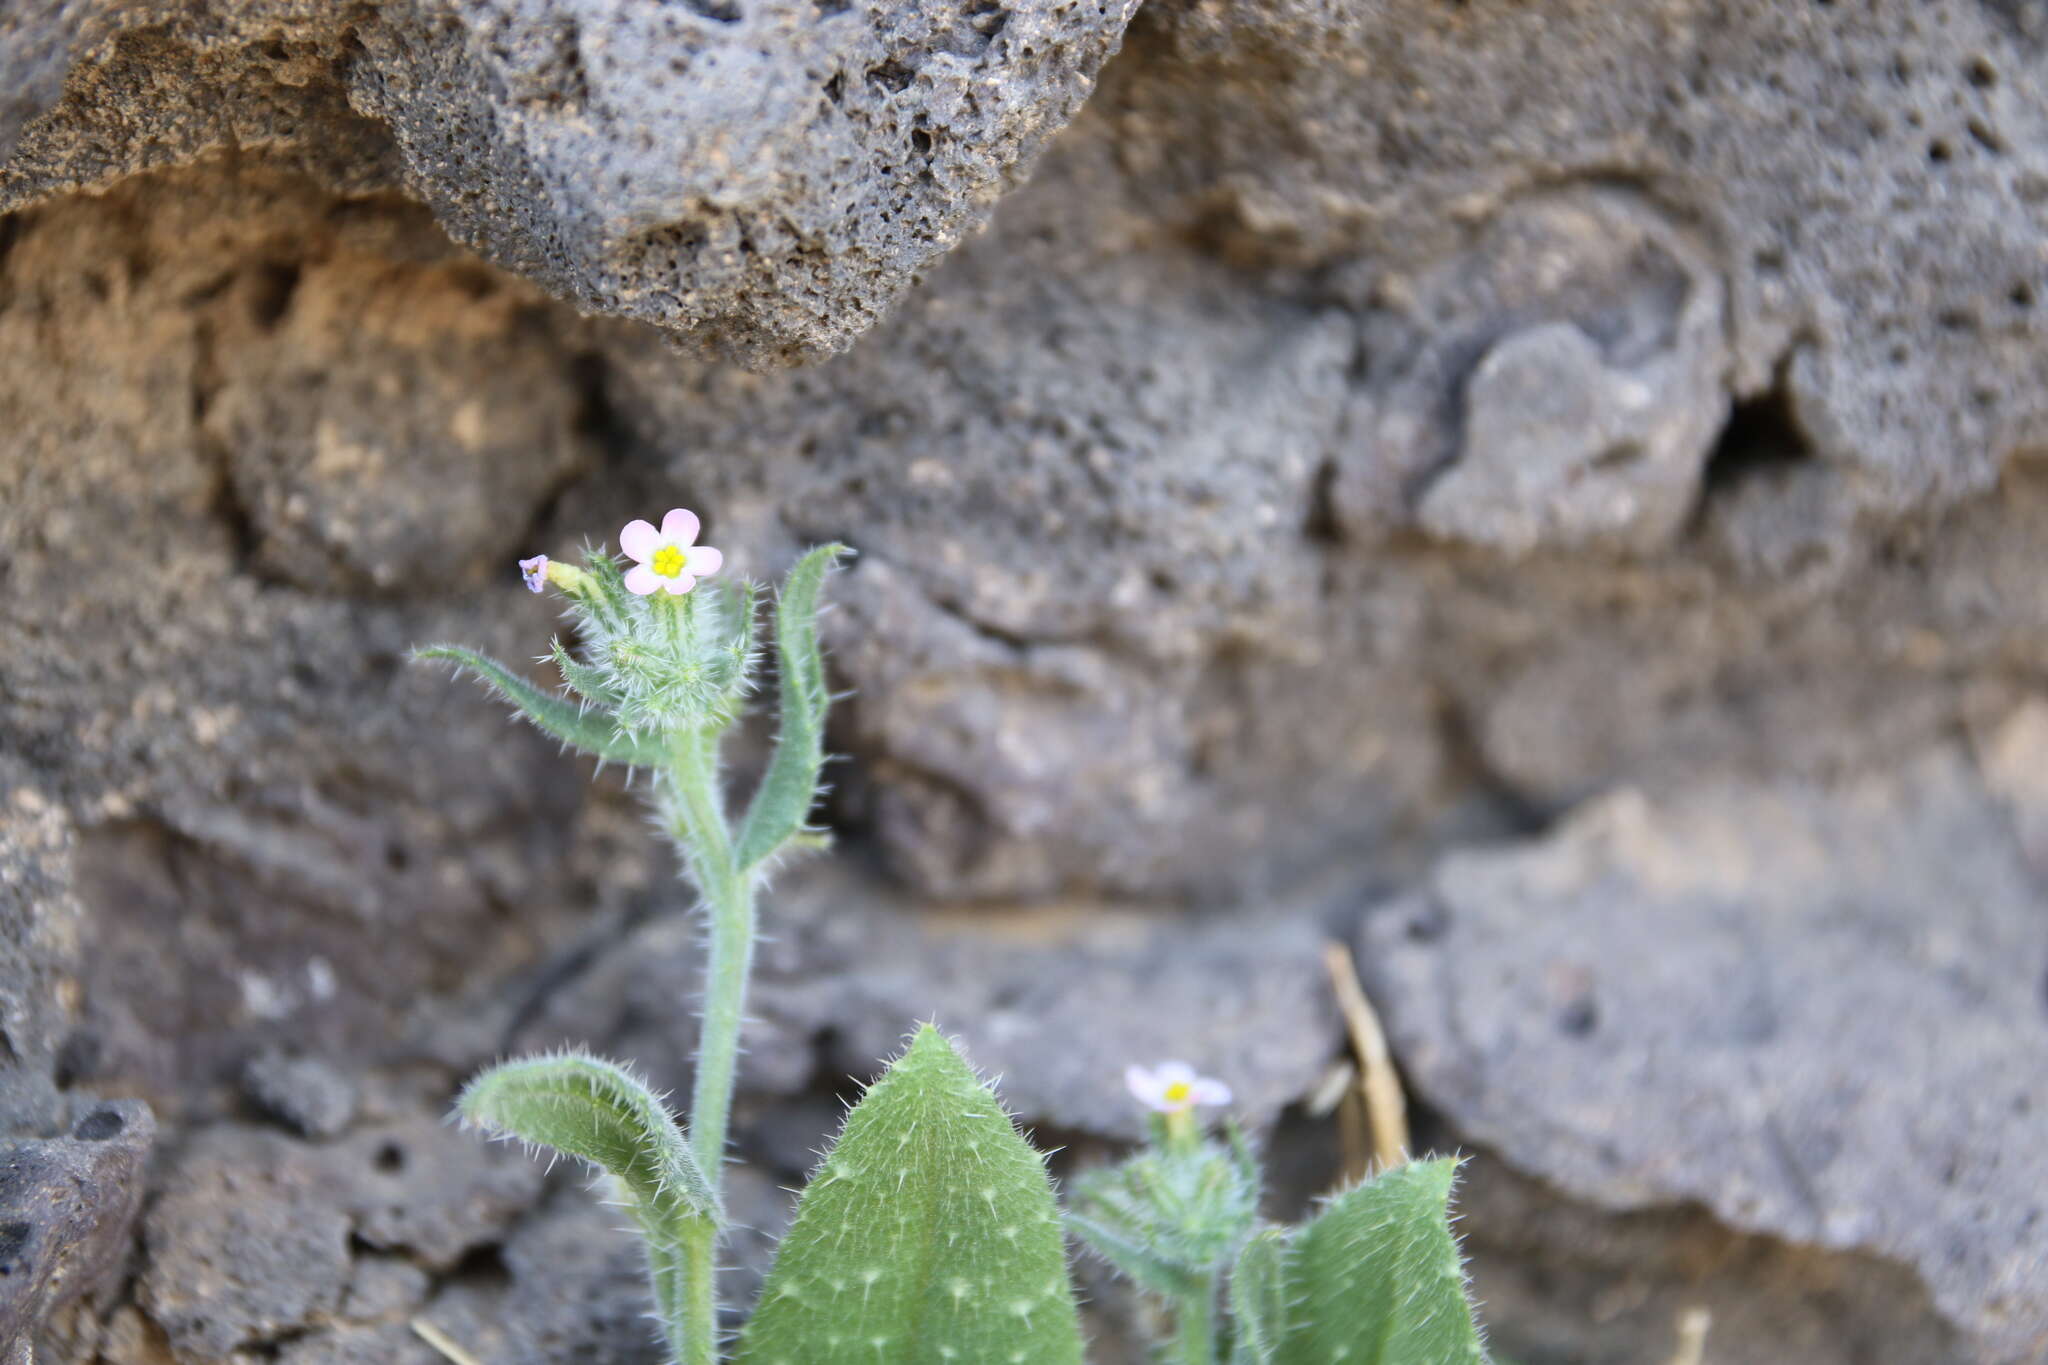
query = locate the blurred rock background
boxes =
[2,1,2045,1361]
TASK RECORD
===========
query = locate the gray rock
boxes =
[138,1127,355,1360]
[418,1189,671,1365]
[6,0,2048,1360]
[1457,1156,1966,1365]
[336,1255,429,1323]
[1361,744,2048,1364]
[1112,0,2048,521]
[0,1100,154,1365]
[513,859,1341,1142]
[1351,187,1730,554]
[0,765,80,1135]
[2,0,1137,362]
[277,1323,441,1365]
[242,1052,358,1141]
[139,1120,541,1359]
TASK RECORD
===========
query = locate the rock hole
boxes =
[1590,440,1645,472]
[908,127,932,156]
[1404,901,1449,944]
[443,1241,512,1289]
[814,0,851,14]
[966,0,1008,40]
[822,71,845,105]
[1967,118,2007,154]
[54,1030,101,1088]
[1702,383,1814,495]
[682,0,742,20]
[1967,55,2000,87]
[2011,282,2036,310]
[0,1222,30,1275]
[1556,997,1599,1038]
[248,261,302,330]
[443,263,498,301]
[1928,138,1954,164]
[73,1109,124,1141]
[373,1141,406,1173]
[867,59,914,93]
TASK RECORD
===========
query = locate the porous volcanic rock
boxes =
[4,0,2048,1362]
[0,1102,155,1365]
[1,0,1138,362]
[1361,741,2048,1364]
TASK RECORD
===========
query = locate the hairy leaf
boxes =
[459,1054,718,1365]
[1066,1208,1203,1299]
[737,1026,1083,1365]
[735,544,845,871]
[550,638,625,710]
[1276,1158,1485,1365]
[412,645,663,766]
[1229,1227,1291,1365]
[456,1053,717,1225]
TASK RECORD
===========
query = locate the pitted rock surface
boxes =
[1,0,1139,362]
[510,859,1340,1141]
[0,1102,155,1364]
[5,0,2048,1362]
[1361,743,2048,1364]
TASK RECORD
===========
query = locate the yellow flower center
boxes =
[652,545,686,578]
[1163,1079,1192,1105]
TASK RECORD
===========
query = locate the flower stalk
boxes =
[420,513,845,1364]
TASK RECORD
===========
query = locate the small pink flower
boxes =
[518,555,549,593]
[619,508,724,597]
[1125,1061,1232,1114]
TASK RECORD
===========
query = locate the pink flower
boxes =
[518,555,549,593]
[619,508,724,597]
[1124,1061,1232,1114]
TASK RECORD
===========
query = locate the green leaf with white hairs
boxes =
[735,544,846,871]
[456,1052,717,1223]
[1275,1158,1486,1365]
[1228,1227,1291,1365]
[412,645,664,766]
[1065,1208,1204,1299]
[457,1053,719,1365]
[736,1026,1084,1365]
[550,638,625,710]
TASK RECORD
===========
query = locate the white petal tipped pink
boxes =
[619,507,722,596]
[1124,1061,1233,1114]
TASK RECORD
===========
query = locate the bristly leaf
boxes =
[1275,1158,1486,1365]
[551,637,625,710]
[735,544,846,871]
[458,1053,719,1365]
[456,1053,717,1225]
[736,1026,1084,1365]
[412,645,665,766]
[1066,1208,1204,1299]
[1228,1228,1291,1365]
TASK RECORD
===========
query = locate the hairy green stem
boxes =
[664,724,755,1363]
[1173,1278,1219,1365]
[675,1221,720,1365]
[645,1232,703,1365]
